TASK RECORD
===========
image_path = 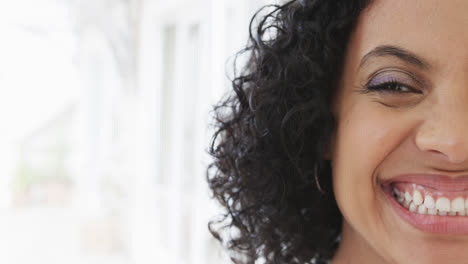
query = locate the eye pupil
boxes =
[388,81,406,91]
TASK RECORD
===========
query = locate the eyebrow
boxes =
[359,45,431,70]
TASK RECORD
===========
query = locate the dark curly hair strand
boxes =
[208,0,371,263]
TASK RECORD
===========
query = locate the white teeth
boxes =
[405,191,413,203]
[417,204,427,214]
[393,187,468,217]
[403,199,410,208]
[424,195,435,209]
[436,197,451,212]
[451,197,465,212]
[413,190,423,205]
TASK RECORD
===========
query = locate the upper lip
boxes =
[383,174,468,192]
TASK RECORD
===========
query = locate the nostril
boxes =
[428,149,443,155]
[425,149,451,160]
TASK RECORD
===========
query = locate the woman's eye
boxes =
[366,80,420,94]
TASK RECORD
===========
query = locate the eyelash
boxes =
[366,80,420,94]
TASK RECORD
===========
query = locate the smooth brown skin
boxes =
[330,0,468,263]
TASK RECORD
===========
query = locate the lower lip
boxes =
[383,185,468,234]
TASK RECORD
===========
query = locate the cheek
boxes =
[331,102,413,225]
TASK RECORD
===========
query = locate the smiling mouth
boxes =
[383,174,468,234]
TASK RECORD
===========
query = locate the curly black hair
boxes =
[207,0,371,263]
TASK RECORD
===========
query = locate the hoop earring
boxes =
[314,164,325,194]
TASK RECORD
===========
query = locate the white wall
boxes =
[0,0,281,263]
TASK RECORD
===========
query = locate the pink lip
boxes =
[382,175,468,234]
[383,174,468,192]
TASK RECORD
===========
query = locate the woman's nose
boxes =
[414,96,468,165]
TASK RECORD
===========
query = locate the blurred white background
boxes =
[0,0,275,263]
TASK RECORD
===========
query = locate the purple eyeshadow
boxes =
[368,74,398,86]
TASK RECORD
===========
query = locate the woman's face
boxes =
[331,0,468,263]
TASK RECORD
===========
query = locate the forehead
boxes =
[349,0,468,71]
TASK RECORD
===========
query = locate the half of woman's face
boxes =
[331,0,468,263]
